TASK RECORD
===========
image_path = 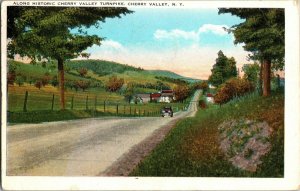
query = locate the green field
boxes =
[8,59,195,123]
[8,83,190,123]
[130,90,284,177]
[8,85,188,112]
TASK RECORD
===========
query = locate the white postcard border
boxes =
[1,0,299,190]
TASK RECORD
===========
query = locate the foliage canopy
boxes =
[7,6,132,109]
[208,50,237,87]
[218,8,284,68]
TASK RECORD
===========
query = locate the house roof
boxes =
[162,90,173,93]
[161,93,174,97]
[136,94,151,99]
[206,93,214,97]
[150,93,161,98]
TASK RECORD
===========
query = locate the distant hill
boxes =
[66,60,200,83]
[9,59,200,91]
[147,70,201,83]
[65,60,142,76]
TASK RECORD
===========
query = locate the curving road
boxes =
[6,90,201,176]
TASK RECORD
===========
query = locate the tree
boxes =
[226,57,238,78]
[7,72,16,85]
[242,63,260,89]
[214,78,254,105]
[208,50,237,87]
[199,81,209,93]
[50,76,59,87]
[27,77,34,86]
[8,7,132,109]
[124,83,135,103]
[75,80,90,91]
[174,85,190,102]
[218,8,284,96]
[15,76,25,86]
[77,67,88,77]
[7,62,17,85]
[106,75,124,92]
[35,80,42,89]
[41,73,51,86]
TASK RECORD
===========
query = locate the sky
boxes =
[82,8,250,80]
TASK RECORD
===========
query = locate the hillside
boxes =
[65,60,142,76]
[131,91,284,177]
[65,60,199,83]
[8,60,92,83]
[8,59,199,92]
[147,70,201,83]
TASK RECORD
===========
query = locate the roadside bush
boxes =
[214,78,254,104]
[174,85,190,102]
[199,99,207,109]
[199,81,209,93]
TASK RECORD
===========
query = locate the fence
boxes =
[8,90,189,117]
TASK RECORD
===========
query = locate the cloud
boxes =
[100,40,124,50]
[153,24,229,42]
[154,29,199,41]
[198,24,229,35]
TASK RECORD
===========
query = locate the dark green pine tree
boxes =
[208,50,237,87]
[7,7,132,109]
[218,8,284,96]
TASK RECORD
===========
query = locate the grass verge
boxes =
[130,91,284,177]
[7,109,156,124]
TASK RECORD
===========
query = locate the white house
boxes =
[206,93,214,103]
[131,93,151,104]
[158,90,175,103]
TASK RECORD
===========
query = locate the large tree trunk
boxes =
[58,58,65,110]
[262,59,271,97]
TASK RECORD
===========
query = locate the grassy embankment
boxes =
[131,91,284,177]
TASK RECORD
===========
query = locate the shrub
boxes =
[41,73,51,86]
[15,76,25,86]
[106,75,124,92]
[34,81,42,89]
[8,62,17,85]
[199,99,207,109]
[27,77,34,86]
[199,81,209,93]
[75,80,90,91]
[50,76,59,87]
[7,72,16,85]
[77,68,88,77]
[214,78,254,104]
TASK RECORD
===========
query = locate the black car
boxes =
[161,106,173,117]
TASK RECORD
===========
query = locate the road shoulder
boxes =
[100,116,182,176]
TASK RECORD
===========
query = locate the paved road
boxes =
[6,90,201,176]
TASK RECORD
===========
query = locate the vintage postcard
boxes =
[1,0,299,190]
